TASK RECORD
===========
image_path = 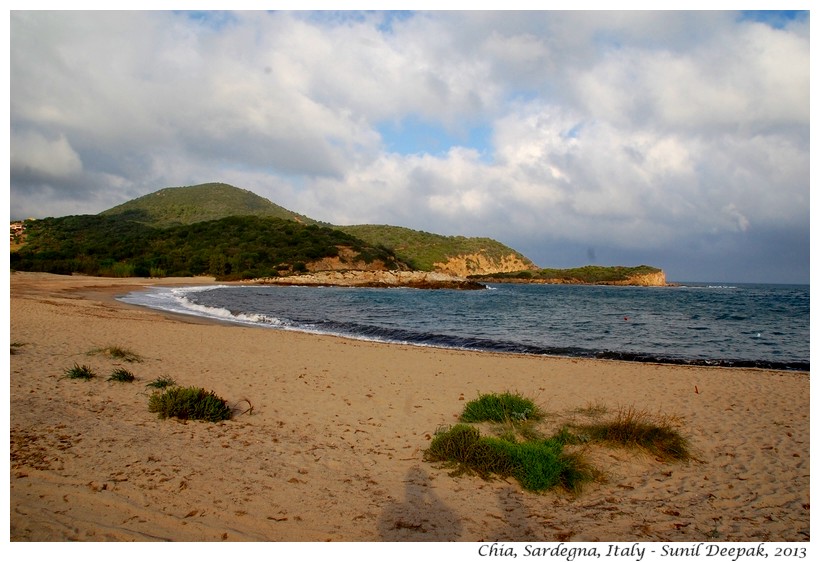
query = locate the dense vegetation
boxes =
[471,265,663,284]
[11,213,403,280]
[103,183,535,272]
[338,224,533,271]
[100,182,320,227]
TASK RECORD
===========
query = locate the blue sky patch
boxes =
[738,10,808,29]
[378,115,493,161]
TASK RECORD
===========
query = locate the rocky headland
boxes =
[245,270,487,290]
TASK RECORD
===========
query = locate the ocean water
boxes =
[119,282,809,371]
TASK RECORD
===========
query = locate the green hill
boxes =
[99,183,534,274]
[337,224,535,274]
[101,182,321,227]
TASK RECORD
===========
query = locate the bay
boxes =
[119,282,809,371]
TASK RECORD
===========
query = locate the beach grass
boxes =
[64,363,96,380]
[574,406,691,461]
[148,386,232,422]
[88,345,143,363]
[107,367,136,383]
[424,423,594,493]
[426,392,690,493]
[145,375,176,389]
[460,391,544,423]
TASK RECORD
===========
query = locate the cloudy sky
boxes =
[8,8,810,283]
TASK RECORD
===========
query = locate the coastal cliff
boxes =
[472,266,667,287]
[608,270,667,286]
[432,252,537,277]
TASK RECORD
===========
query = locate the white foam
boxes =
[118,285,285,327]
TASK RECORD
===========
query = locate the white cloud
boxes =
[8,10,810,281]
[10,131,83,178]
[572,18,809,132]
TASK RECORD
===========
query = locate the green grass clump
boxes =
[108,367,135,383]
[424,424,593,492]
[64,363,96,380]
[577,406,690,461]
[460,392,543,423]
[89,345,142,363]
[426,393,690,495]
[148,386,232,422]
[489,438,592,493]
[424,424,515,478]
[146,375,176,389]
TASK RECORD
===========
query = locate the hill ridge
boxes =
[101,182,535,275]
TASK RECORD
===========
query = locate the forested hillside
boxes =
[11,214,403,280]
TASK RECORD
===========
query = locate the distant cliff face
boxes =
[473,267,668,286]
[611,270,667,286]
[537,270,667,286]
[433,253,537,276]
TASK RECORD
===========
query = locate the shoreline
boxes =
[119,275,807,373]
[9,271,810,541]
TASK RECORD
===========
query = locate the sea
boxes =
[118,282,810,372]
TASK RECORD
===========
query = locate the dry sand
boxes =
[8,271,810,543]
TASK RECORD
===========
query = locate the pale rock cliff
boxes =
[433,253,536,277]
[610,270,667,286]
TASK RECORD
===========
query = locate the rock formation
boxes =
[432,252,537,276]
[246,270,486,290]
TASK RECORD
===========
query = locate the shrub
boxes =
[148,386,232,422]
[460,392,543,423]
[108,368,135,382]
[146,375,176,389]
[65,363,96,380]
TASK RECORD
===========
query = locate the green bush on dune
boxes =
[424,422,592,493]
[148,386,232,422]
[425,392,690,494]
[460,391,544,423]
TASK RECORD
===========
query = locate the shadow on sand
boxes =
[377,465,463,541]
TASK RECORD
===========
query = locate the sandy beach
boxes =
[8,271,810,543]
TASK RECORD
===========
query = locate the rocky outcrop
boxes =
[433,252,536,277]
[245,270,486,290]
[477,270,668,287]
[608,270,667,287]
